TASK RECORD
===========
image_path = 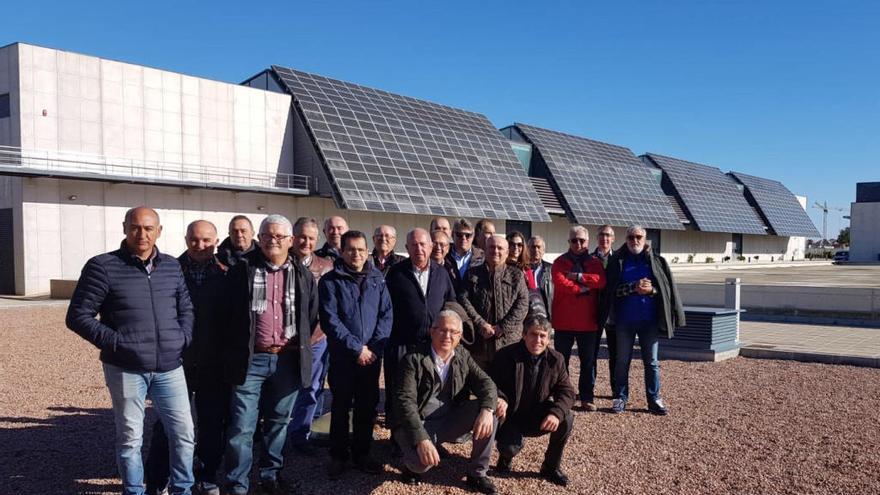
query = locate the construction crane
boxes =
[812,201,846,241]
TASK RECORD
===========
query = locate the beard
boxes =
[627,244,644,255]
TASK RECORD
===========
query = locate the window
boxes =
[0,94,10,119]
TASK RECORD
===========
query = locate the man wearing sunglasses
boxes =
[447,218,484,292]
[600,225,685,416]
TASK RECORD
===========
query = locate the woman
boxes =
[506,231,546,317]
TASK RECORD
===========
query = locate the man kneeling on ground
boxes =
[489,315,576,486]
[391,310,499,494]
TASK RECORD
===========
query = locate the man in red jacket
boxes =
[551,225,606,411]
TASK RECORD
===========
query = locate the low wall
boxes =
[678,283,880,320]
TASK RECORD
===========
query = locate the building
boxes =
[0,42,819,295]
[849,182,880,262]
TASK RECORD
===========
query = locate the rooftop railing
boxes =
[0,145,311,193]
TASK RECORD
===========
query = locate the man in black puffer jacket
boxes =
[66,206,196,495]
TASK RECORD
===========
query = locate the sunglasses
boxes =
[568,238,588,244]
[454,232,473,239]
[627,235,645,241]
[511,242,524,247]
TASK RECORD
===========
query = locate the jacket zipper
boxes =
[147,269,160,371]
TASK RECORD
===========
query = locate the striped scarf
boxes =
[252,260,297,339]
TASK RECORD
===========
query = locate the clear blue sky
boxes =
[7,0,878,237]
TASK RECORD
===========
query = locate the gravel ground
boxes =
[2,305,879,495]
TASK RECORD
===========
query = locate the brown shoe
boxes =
[581,401,598,412]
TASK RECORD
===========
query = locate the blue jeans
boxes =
[103,363,195,495]
[224,352,301,494]
[613,322,661,403]
[287,338,329,446]
[554,330,601,402]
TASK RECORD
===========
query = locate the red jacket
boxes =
[551,252,606,332]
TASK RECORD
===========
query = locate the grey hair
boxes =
[407,227,431,244]
[569,225,589,238]
[432,309,463,330]
[293,217,319,236]
[523,314,554,336]
[374,225,397,237]
[259,214,293,236]
[626,225,646,237]
[527,235,545,246]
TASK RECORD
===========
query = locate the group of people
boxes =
[66,207,685,495]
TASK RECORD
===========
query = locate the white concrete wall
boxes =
[678,283,880,317]
[14,43,292,176]
[661,229,803,264]
[0,44,21,147]
[850,201,880,262]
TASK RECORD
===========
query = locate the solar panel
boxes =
[644,153,766,235]
[513,124,684,230]
[270,66,549,222]
[729,171,820,237]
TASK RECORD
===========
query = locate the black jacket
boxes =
[445,247,484,293]
[600,247,686,338]
[490,341,575,422]
[222,250,319,387]
[385,260,456,349]
[532,260,553,319]
[314,242,340,261]
[216,237,257,268]
[66,245,194,373]
[371,250,406,276]
[177,253,228,387]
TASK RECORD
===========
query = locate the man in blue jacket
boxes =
[319,230,393,479]
[66,206,195,495]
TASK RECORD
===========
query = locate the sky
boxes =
[5,0,877,238]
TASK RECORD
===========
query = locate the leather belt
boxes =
[254,343,298,354]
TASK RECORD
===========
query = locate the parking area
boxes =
[671,263,880,287]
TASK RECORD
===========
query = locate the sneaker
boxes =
[328,459,347,480]
[466,475,497,494]
[495,455,512,473]
[400,467,421,485]
[612,398,627,414]
[648,399,669,416]
[539,466,569,487]
[353,455,384,474]
[582,401,598,412]
[193,481,220,495]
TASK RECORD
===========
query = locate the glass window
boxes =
[0,94,10,119]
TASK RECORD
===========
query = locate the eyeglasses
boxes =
[454,232,473,239]
[434,329,463,336]
[511,242,524,247]
[568,238,588,244]
[597,232,614,237]
[259,233,290,243]
[627,235,645,241]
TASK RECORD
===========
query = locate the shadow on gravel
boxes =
[0,406,121,494]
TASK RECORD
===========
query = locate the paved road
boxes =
[739,320,880,367]
[672,263,880,287]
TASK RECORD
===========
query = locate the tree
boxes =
[837,227,850,246]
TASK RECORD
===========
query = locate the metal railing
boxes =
[0,145,311,192]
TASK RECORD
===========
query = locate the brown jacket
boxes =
[458,263,529,366]
[489,341,575,421]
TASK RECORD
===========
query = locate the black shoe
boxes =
[495,455,512,473]
[539,467,569,487]
[466,475,497,494]
[400,467,421,485]
[437,444,451,459]
[353,455,384,474]
[648,399,669,416]
[290,441,319,456]
[328,459,347,480]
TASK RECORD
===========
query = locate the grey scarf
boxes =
[252,260,297,339]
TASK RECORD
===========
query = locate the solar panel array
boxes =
[271,66,549,222]
[513,123,684,230]
[644,153,766,235]
[729,171,820,237]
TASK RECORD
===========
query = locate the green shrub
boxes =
[737,255,746,261]
[705,256,715,263]
[687,254,694,263]
[722,256,731,262]
[671,256,679,264]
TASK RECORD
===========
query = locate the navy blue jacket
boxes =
[318,259,393,361]
[385,259,456,348]
[66,245,195,373]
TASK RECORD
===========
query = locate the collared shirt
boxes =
[431,347,455,385]
[531,262,544,285]
[593,248,612,269]
[254,266,287,348]
[451,249,473,278]
[180,254,214,287]
[130,247,158,274]
[412,262,430,296]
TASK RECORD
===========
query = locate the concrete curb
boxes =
[740,346,880,368]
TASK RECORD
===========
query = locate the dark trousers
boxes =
[146,367,230,492]
[554,330,600,402]
[496,409,574,471]
[604,325,618,394]
[328,353,381,461]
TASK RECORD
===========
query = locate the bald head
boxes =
[323,216,349,249]
[185,220,218,262]
[123,206,162,260]
[485,235,508,270]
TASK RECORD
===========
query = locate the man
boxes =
[528,235,553,319]
[371,225,406,275]
[217,215,257,268]
[146,220,229,495]
[551,225,607,411]
[429,216,452,237]
[392,310,498,494]
[593,225,618,396]
[319,231,393,479]
[459,235,529,369]
[431,230,457,283]
[601,225,685,416]
[315,215,349,260]
[490,315,575,487]
[66,207,195,495]
[447,218,484,291]
[474,219,496,252]
[223,214,319,495]
[385,228,456,427]
[287,217,334,455]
